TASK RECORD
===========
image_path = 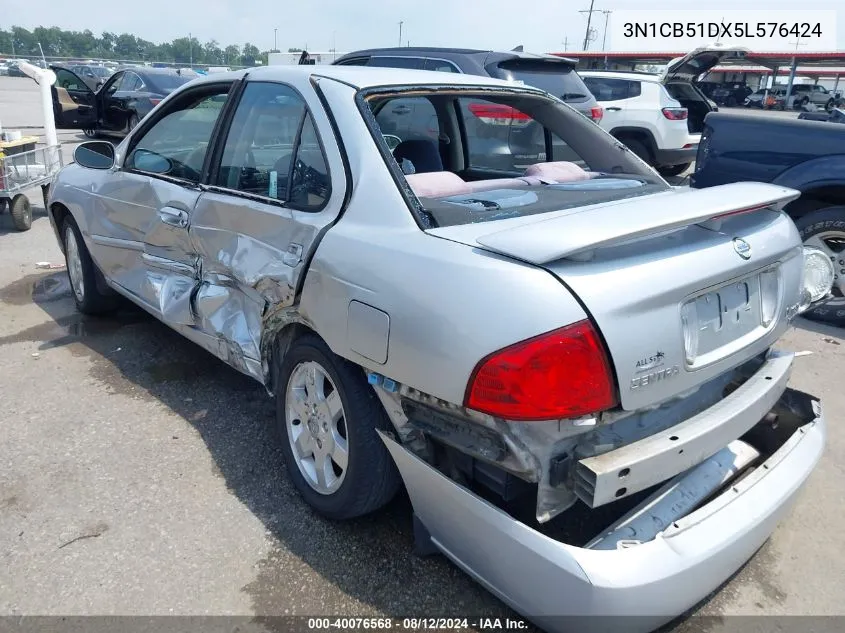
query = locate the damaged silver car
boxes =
[47,65,834,632]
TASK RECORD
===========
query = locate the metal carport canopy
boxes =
[557,50,845,103]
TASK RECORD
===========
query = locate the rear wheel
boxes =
[62,215,118,315]
[127,113,140,133]
[10,194,32,231]
[826,99,835,112]
[796,206,845,326]
[657,163,691,178]
[274,334,400,520]
[83,128,98,139]
[618,137,652,166]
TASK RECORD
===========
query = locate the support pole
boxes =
[17,62,59,167]
[785,57,798,110]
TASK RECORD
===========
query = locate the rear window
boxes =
[582,77,642,101]
[147,74,194,93]
[362,89,667,229]
[491,60,593,104]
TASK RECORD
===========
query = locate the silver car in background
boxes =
[47,65,832,632]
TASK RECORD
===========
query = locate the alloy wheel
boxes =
[285,360,349,495]
[65,225,85,302]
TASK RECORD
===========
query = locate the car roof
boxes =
[335,47,579,66]
[191,64,545,91]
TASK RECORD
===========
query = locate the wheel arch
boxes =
[609,127,658,160]
[48,201,71,254]
[782,183,845,222]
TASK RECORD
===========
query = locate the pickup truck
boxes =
[692,112,845,325]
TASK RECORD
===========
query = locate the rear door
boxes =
[189,78,347,367]
[50,67,98,129]
[97,71,127,131]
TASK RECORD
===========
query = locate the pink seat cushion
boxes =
[405,172,472,198]
[523,161,592,183]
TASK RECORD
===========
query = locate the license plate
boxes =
[681,271,772,368]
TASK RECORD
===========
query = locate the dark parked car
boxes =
[50,65,199,138]
[692,112,845,325]
[6,62,27,77]
[333,47,602,172]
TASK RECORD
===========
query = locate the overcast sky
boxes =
[4,0,843,53]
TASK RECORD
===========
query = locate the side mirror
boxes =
[74,141,115,169]
[127,149,172,174]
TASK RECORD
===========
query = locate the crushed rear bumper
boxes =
[379,393,824,633]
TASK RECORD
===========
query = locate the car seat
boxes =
[393,140,443,173]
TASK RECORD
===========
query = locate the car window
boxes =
[374,97,439,144]
[54,68,88,92]
[369,56,425,70]
[582,77,641,101]
[104,73,123,96]
[458,97,587,172]
[120,73,142,92]
[216,81,327,206]
[492,60,593,104]
[125,88,229,182]
[336,57,369,66]
[424,59,459,73]
[289,115,331,209]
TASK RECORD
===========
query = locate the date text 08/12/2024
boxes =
[622,22,823,39]
[306,618,529,630]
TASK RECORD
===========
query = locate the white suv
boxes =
[581,70,703,177]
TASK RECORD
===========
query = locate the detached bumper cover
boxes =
[379,399,824,633]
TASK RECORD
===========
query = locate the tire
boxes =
[657,163,691,178]
[795,206,845,327]
[62,215,118,315]
[0,198,7,214]
[83,128,98,139]
[10,194,32,231]
[619,137,652,166]
[127,113,140,132]
[274,334,400,520]
[826,99,835,112]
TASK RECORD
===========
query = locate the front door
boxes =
[84,81,234,324]
[96,71,127,132]
[50,67,98,129]
[188,79,347,370]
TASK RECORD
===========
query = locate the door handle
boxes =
[605,106,622,111]
[158,206,188,228]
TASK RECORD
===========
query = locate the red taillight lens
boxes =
[465,320,617,421]
[661,107,688,120]
[149,98,162,106]
[468,102,532,126]
[589,106,603,122]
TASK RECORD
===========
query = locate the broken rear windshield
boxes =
[361,87,669,229]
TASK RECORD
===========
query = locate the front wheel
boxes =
[796,206,845,326]
[826,99,835,112]
[127,113,140,133]
[274,334,400,520]
[62,216,118,315]
[657,163,691,178]
[619,137,652,166]
[83,128,98,139]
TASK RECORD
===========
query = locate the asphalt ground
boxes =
[0,75,843,632]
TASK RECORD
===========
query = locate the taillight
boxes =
[661,107,688,120]
[468,102,532,126]
[464,320,617,421]
[149,98,162,106]
[589,106,603,122]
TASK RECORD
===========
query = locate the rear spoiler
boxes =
[474,182,800,264]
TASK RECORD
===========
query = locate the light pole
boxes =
[274,28,278,52]
[581,0,596,50]
[398,21,403,47]
[189,32,193,67]
[601,10,612,68]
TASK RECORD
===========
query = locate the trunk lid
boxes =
[429,183,804,412]
[661,45,755,84]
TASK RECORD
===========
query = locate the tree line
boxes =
[0,26,284,67]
